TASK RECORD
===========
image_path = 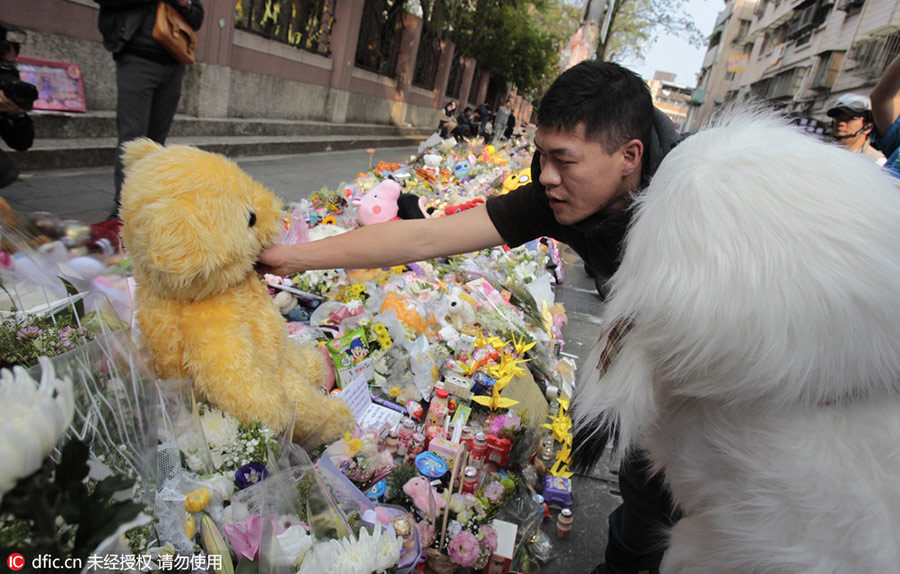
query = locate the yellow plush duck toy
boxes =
[120,139,352,446]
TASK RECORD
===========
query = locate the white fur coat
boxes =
[573,111,900,573]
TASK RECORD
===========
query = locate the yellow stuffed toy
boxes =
[120,139,352,446]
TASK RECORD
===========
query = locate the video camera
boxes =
[0,21,37,112]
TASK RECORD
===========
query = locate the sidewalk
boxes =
[1,145,421,225]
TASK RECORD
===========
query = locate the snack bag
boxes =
[325,328,375,389]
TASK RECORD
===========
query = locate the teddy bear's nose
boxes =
[248,210,257,227]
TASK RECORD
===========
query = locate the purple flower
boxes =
[483,481,505,503]
[447,530,480,567]
[16,326,41,340]
[59,326,77,349]
[234,462,269,489]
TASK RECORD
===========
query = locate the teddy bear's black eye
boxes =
[248,210,257,227]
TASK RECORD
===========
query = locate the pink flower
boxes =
[223,514,290,562]
[484,481,505,503]
[479,525,498,554]
[447,530,480,567]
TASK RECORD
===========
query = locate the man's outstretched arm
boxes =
[871,53,900,137]
[257,203,506,276]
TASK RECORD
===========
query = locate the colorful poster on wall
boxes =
[727,54,749,73]
[15,57,87,113]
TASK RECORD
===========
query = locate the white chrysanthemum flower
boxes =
[176,407,241,472]
[296,527,401,574]
[369,526,403,573]
[0,357,75,499]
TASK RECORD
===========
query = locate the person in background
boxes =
[870,52,900,177]
[504,110,517,140]
[452,106,475,139]
[438,100,458,138]
[826,93,885,165]
[94,0,204,219]
[258,60,682,574]
[0,21,35,190]
[493,98,512,143]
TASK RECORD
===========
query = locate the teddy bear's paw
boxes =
[291,399,354,448]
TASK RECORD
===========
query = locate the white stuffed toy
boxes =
[572,111,900,574]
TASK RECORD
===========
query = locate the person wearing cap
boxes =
[826,94,885,166]
[0,21,35,189]
[871,52,900,178]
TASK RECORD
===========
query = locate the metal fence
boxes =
[234,0,335,56]
[355,0,406,77]
[412,0,445,90]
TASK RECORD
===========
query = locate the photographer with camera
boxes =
[0,21,37,189]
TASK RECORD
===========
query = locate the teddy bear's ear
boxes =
[122,138,164,172]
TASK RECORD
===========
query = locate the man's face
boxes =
[535,123,635,225]
[831,110,867,139]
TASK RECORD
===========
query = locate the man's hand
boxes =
[0,92,25,116]
[256,243,298,278]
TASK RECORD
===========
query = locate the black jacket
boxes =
[485,108,680,280]
[95,0,203,61]
[0,112,33,152]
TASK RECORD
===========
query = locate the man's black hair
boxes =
[537,60,654,154]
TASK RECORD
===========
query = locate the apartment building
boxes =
[687,0,900,130]
[686,0,758,131]
[649,72,694,133]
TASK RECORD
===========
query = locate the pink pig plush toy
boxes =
[353,179,402,225]
[403,476,446,517]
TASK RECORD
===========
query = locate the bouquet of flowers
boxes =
[0,349,153,567]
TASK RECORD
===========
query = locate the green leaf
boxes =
[56,277,85,320]
[235,558,260,574]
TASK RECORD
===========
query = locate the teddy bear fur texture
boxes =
[120,139,352,446]
[572,110,900,573]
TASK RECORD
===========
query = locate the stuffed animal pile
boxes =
[120,139,352,446]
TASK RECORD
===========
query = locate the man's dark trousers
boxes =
[605,451,679,574]
[113,52,184,203]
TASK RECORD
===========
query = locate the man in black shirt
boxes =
[94,0,204,218]
[259,60,680,574]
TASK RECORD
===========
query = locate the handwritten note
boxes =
[338,374,403,432]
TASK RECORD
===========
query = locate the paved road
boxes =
[1,144,622,573]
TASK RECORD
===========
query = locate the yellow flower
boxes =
[343,431,363,457]
[322,216,336,225]
[185,488,211,513]
[388,386,402,398]
[185,514,196,539]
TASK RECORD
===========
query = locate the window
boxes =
[751,66,808,99]
[847,33,900,80]
[733,19,752,44]
[809,50,844,89]
[785,0,832,41]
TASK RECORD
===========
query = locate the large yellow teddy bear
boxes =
[120,139,352,446]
